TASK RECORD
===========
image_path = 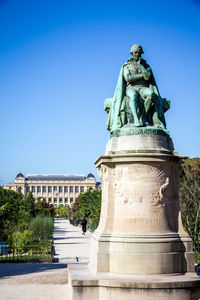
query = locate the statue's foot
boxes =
[155,124,166,129]
[133,122,141,127]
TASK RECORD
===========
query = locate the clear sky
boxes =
[1,0,200,184]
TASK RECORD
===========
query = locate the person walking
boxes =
[81,217,87,235]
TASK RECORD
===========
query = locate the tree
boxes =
[179,158,200,252]
[69,190,101,231]
[55,204,70,218]
[35,199,55,217]
[0,187,24,239]
[0,187,55,243]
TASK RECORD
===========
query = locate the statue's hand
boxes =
[137,58,143,74]
[137,57,142,65]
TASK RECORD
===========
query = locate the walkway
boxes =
[0,218,91,300]
[53,218,91,264]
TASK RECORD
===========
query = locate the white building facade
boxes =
[4,172,97,207]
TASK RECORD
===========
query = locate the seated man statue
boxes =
[105,44,169,133]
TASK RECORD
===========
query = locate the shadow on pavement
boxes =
[0,263,67,278]
[53,237,69,240]
[54,236,89,240]
[55,242,89,245]
[53,230,78,234]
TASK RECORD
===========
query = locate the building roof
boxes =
[26,174,87,181]
[87,173,95,179]
[15,172,25,179]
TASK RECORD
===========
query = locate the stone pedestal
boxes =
[68,131,200,299]
[68,264,200,300]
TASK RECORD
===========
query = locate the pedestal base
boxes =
[90,232,194,274]
[68,264,200,300]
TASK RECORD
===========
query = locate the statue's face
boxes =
[132,48,142,61]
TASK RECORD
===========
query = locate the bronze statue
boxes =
[105,44,170,134]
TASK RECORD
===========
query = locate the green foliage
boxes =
[35,199,55,217]
[69,190,101,232]
[8,230,32,250]
[0,187,55,245]
[179,158,200,252]
[55,204,70,218]
[30,215,54,241]
[195,251,200,264]
[87,218,100,232]
[69,210,82,226]
[0,188,35,239]
[78,190,101,219]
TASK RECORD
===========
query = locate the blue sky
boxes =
[1,0,200,184]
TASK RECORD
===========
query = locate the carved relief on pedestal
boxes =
[112,163,172,208]
[152,177,170,207]
[128,163,166,182]
[98,161,180,231]
[107,162,178,230]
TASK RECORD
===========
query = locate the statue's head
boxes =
[129,44,144,61]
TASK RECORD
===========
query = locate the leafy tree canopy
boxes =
[180,158,200,252]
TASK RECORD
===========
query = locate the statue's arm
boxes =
[123,65,143,84]
[137,60,152,81]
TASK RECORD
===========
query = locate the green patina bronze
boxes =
[111,125,170,138]
[105,44,170,137]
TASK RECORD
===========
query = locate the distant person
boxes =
[81,217,87,235]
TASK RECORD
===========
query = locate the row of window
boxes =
[27,185,85,194]
[44,197,75,204]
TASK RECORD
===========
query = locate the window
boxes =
[70,198,73,203]
[48,198,52,203]
[32,186,35,193]
[42,186,46,193]
[75,186,79,193]
[48,186,52,193]
[65,198,68,203]
[54,198,57,203]
[26,186,29,192]
[64,186,68,193]
[80,186,84,193]
[59,186,62,193]
[59,198,62,203]
[53,186,57,192]
[37,186,41,193]
[70,186,73,193]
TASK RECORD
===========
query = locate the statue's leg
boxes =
[120,111,126,126]
[126,87,141,127]
[139,88,153,125]
[140,88,154,115]
[119,97,127,126]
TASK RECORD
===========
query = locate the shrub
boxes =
[69,210,82,226]
[8,230,33,252]
[30,215,54,241]
[87,218,100,232]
